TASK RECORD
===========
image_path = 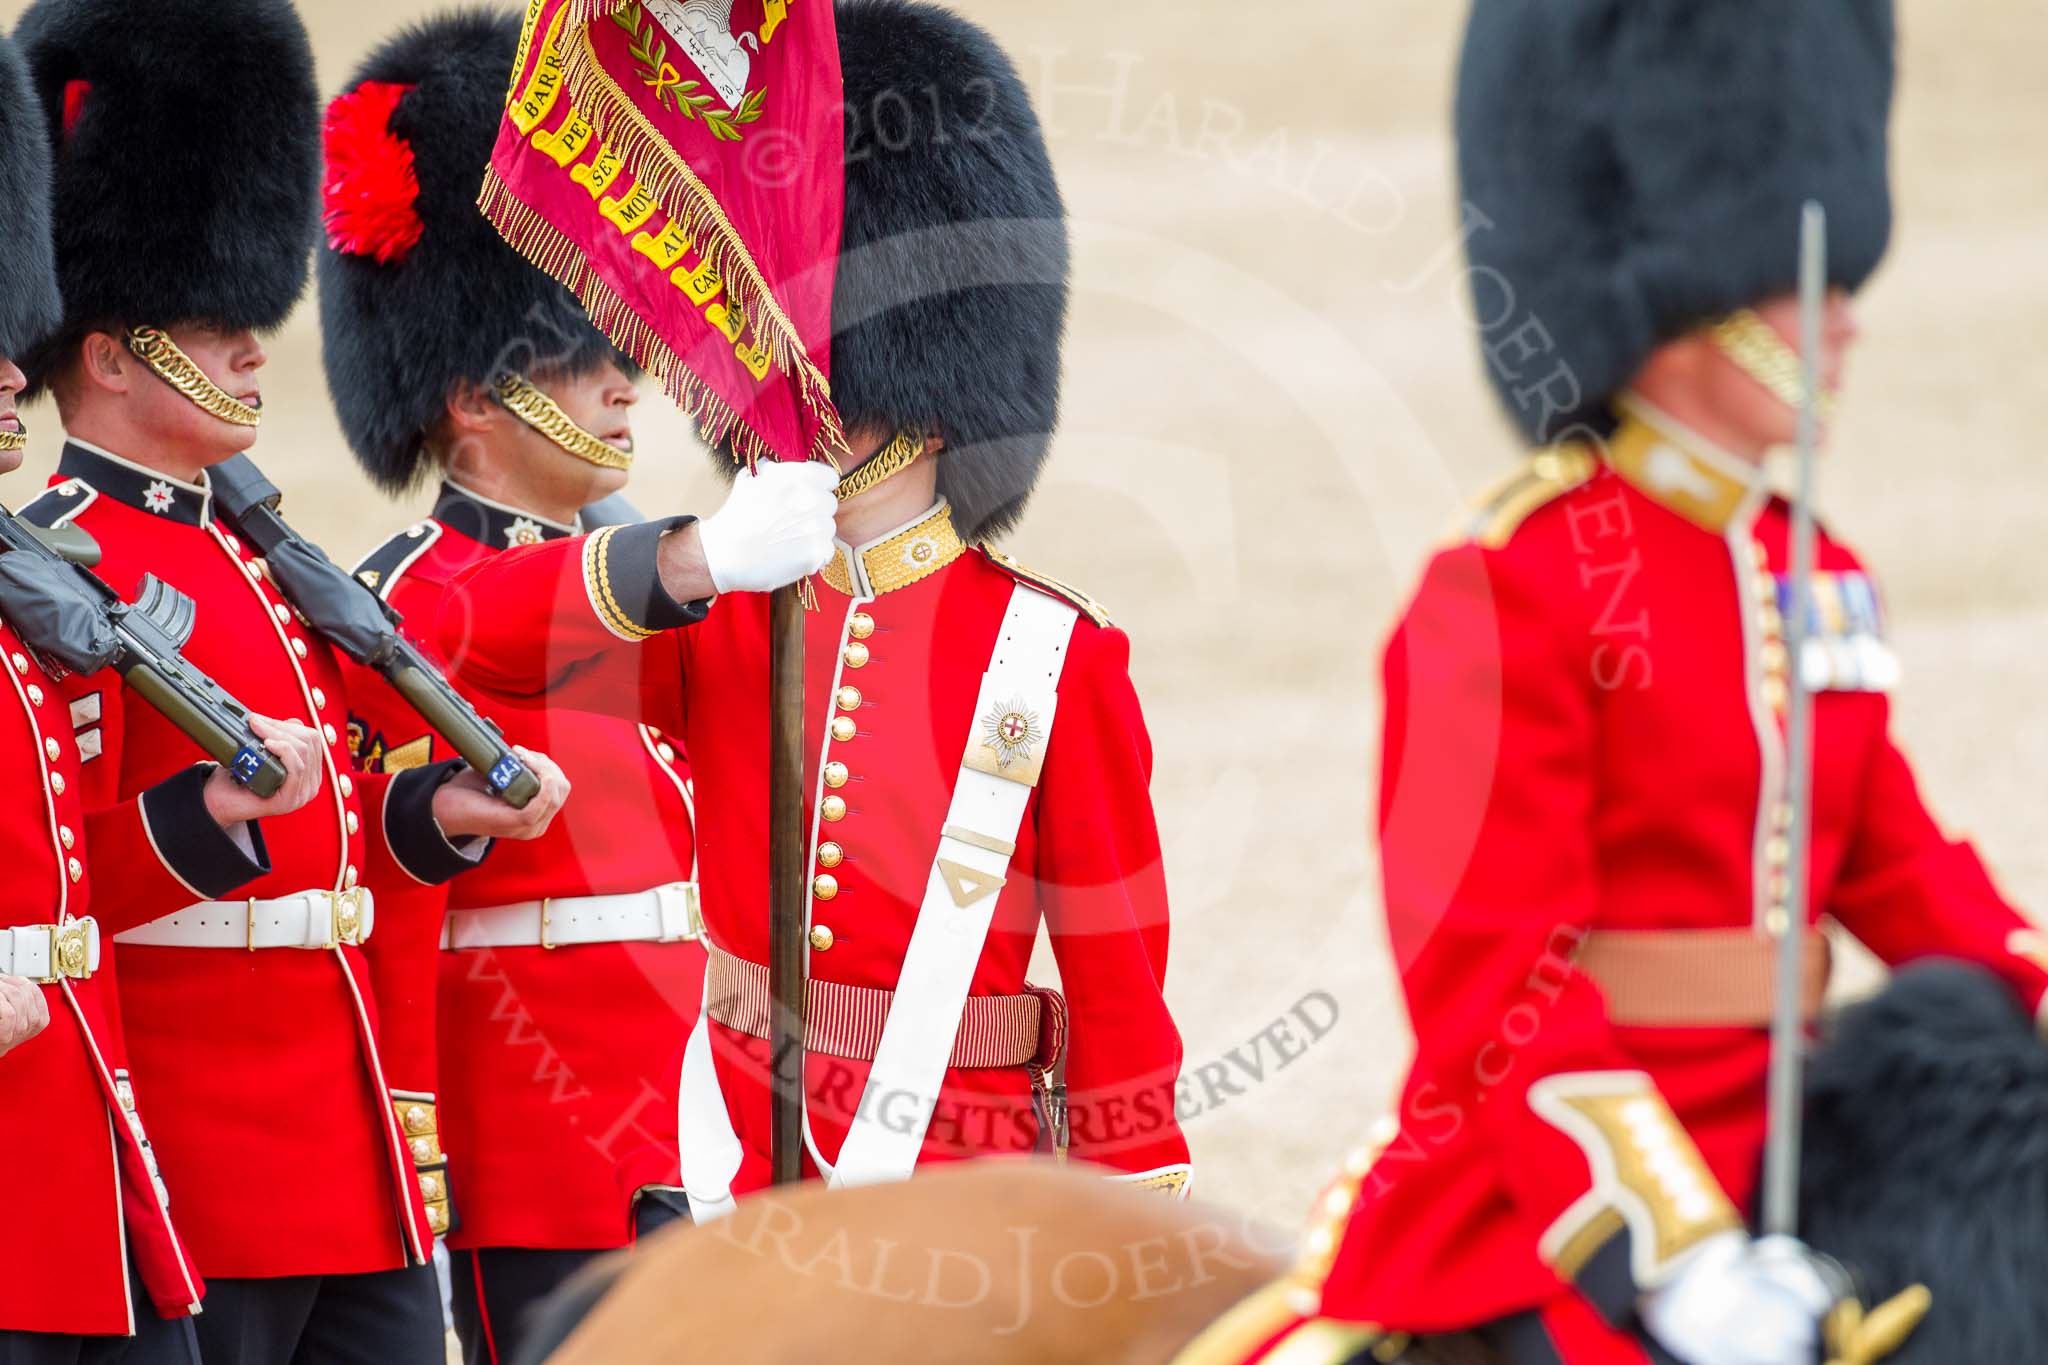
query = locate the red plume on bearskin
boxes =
[322,81,422,264]
[60,79,89,137]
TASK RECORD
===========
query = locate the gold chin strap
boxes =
[492,372,633,471]
[125,327,263,428]
[1706,308,1840,425]
[0,426,26,453]
[834,429,926,502]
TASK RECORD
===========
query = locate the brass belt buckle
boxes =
[328,889,365,948]
[539,898,556,951]
[682,883,704,941]
[35,921,92,984]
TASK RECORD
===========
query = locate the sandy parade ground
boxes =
[5,0,2045,1239]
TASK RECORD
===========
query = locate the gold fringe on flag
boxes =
[481,0,848,469]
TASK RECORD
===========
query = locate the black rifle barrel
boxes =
[206,456,539,808]
[0,504,286,796]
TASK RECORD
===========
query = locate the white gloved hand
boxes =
[1639,1232,1838,1365]
[695,460,840,595]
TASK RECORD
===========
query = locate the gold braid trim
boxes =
[125,327,262,428]
[0,427,26,453]
[495,372,634,470]
[833,430,925,502]
[564,10,830,404]
[583,525,658,640]
[1706,309,1840,425]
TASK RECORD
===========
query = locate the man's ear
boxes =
[78,332,134,396]
[444,377,499,436]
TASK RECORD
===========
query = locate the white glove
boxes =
[695,460,840,595]
[1639,1232,1838,1365]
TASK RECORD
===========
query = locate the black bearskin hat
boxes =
[831,0,1069,543]
[1802,960,2048,1360]
[1456,0,1896,446]
[13,0,320,388]
[0,30,61,362]
[318,8,623,494]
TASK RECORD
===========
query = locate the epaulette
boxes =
[1460,444,1598,550]
[351,521,444,602]
[978,545,1112,628]
[14,477,98,530]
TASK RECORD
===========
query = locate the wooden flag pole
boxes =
[767,581,808,1186]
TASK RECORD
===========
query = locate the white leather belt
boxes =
[440,882,703,951]
[112,889,375,950]
[1,917,101,982]
[829,583,1080,1190]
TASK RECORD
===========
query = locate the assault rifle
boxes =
[0,504,287,796]
[206,455,540,808]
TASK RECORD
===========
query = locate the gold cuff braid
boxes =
[125,327,262,428]
[833,429,925,501]
[494,372,634,471]
[1705,309,1840,425]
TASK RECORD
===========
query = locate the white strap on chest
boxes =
[827,583,1081,1188]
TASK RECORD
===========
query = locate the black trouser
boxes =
[452,1190,691,1365]
[192,1265,442,1365]
[0,1260,202,1365]
[449,1250,596,1365]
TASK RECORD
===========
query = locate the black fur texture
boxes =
[0,31,61,362]
[318,8,621,493]
[1456,0,1895,446]
[1801,959,2048,1360]
[13,0,320,387]
[830,0,1069,542]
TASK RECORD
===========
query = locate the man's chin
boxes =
[192,427,261,469]
[0,449,25,477]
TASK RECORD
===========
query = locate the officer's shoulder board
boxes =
[977,545,1112,628]
[14,478,98,530]
[1460,444,1599,550]
[351,521,444,602]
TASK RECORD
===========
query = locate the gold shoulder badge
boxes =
[1462,444,1598,550]
[979,545,1111,628]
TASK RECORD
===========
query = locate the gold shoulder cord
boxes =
[1706,309,1840,425]
[125,327,262,427]
[833,428,925,501]
[493,372,634,471]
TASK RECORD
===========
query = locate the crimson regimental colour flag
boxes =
[482,0,847,466]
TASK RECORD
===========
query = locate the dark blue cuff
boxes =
[1574,1226,1642,1331]
[385,759,490,886]
[141,764,271,898]
[604,515,709,634]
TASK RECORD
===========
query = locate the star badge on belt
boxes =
[980,697,1043,773]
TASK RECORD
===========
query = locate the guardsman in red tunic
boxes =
[438,0,1192,1217]
[0,28,322,1363]
[13,3,569,1362]
[1161,4,2048,1363]
[315,14,704,1359]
